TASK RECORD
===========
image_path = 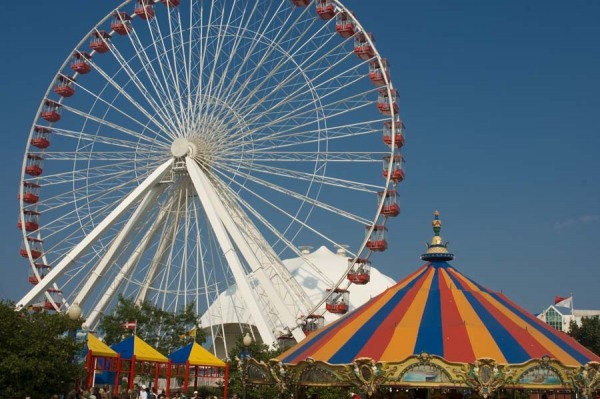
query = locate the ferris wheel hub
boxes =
[171,137,192,157]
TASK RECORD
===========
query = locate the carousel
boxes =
[245,212,600,399]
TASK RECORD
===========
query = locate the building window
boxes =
[546,308,563,331]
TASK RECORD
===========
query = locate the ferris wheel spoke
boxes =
[59,102,168,147]
[230,20,344,118]
[239,68,375,134]
[236,121,382,153]
[50,127,162,151]
[144,11,186,129]
[204,2,265,116]
[41,151,163,162]
[224,160,381,193]
[76,57,171,137]
[34,157,158,187]
[206,2,274,120]
[215,166,357,262]
[106,29,180,133]
[214,162,372,226]
[236,50,364,127]
[222,2,317,115]
[249,89,379,143]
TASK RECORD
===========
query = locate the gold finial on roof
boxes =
[421,211,454,261]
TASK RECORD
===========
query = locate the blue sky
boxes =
[0,1,598,314]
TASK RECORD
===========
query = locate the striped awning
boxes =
[278,261,600,367]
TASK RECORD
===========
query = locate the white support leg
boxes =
[84,194,170,329]
[185,157,276,344]
[16,159,174,310]
[73,183,165,308]
[196,173,307,342]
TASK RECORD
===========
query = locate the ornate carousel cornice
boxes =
[247,355,600,398]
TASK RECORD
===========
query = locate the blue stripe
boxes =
[327,267,427,363]
[462,290,531,362]
[487,291,592,364]
[280,271,405,363]
[452,268,592,364]
[413,265,443,356]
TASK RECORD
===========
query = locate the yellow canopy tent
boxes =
[169,342,229,397]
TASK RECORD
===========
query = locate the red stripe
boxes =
[496,293,600,362]
[284,264,431,364]
[439,269,475,362]
[355,265,433,359]
[472,291,551,358]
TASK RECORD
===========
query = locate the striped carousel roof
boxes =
[278,212,600,367]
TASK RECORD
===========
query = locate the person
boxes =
[192,392,199,399]
[140,386,148,399]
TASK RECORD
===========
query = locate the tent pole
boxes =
[166,360,172,398]
[223,364,229,399]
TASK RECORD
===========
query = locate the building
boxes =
[537,305,600,332]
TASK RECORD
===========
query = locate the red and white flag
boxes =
[120,320,137,330]
[554,296,572,308]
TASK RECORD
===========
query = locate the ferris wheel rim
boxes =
[17,0,403,345]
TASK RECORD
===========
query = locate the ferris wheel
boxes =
[16,0,404,351]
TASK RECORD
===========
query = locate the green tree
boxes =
[0,300,85,399]
[227,335,284,399]
[568,315,600,355]
[98,295,205,354]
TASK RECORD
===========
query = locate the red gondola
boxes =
[382,155,404,183]
[382,119,405,148]
[111,12,133,35]
[90,31,111,53]
[366,225,388,252]
[335,11,355,38]
[17,210,40,232]
[347,258,371,284]
[20,237,44,259]
[325,288,349,314]
[135,0,155,20]
[161,0,181,6]
[54,75,75,98]
[28,274,41,285]
[40,100,61,123]
[25,154,44,177]
[354,32,375,60]
[71,52,92,74]
[290,0,310,6]
[44,300,61,311]
[302,314,325,335]
[316,0,335,20]
[19,181,40,204]
[31,126,51,149]
[369,58,390,87]
[378,190,400,217]
[377,88,399,116]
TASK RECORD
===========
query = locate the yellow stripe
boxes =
[445,272,507,362]
[379,269,434,361]
[476,291,581,366]
[308,270,424,361]
[450,270,581,365]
